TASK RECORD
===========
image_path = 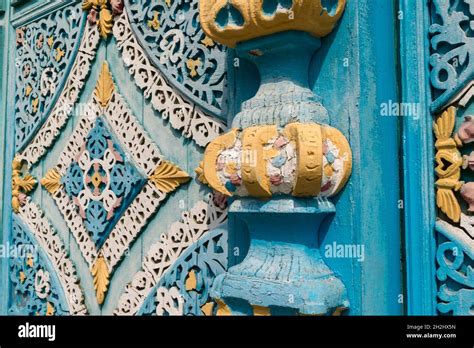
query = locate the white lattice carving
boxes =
[45,64,193,302]
[113,11,225,148]
[114,193,227,315]
[19,22,100,167]
[155,286,184,316]
[18,201,87,315]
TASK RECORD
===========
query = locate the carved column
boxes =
[198,0,351,316]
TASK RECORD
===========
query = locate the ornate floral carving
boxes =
[82,0,124,38]
[9,216,68,316]
[429,0,474,112]
[114,194,227,315]
[113,10,225,147]
[434,107,463,223]
[435,220,474,315]
[14,3,84,151]
[43,62,189,305]
[16,202,87,314]
[125,0,228,116]
[139,227,228,316]
[149,160,190,193]
[19,21,100,167]
[199,0,346,47]
[12,157,36,214]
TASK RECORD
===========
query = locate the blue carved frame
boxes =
[399,0,438,315]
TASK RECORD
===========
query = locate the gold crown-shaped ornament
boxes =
[199,0,346,47]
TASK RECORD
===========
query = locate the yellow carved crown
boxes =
[199,0,346,47]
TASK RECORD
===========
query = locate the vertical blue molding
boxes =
[399,0,437,315]
[351,0,402,314]
[0,0,12,315]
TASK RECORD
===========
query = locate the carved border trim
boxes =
[17,200,87,315]
[113,10,225,148]
[114,193,227,315]
[18,21,100,167]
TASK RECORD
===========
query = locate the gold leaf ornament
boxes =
[149,161,191,193]
[95,62,115,107]
[434,106,463,223]
[41,168,62,194]
[92,254,110,305]
[12,156,36,213]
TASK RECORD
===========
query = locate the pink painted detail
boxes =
[270,174,283,186]
[458,116,474,144]
[87,8,99,26]
[461,182,474,213]
[106,197,123,221]
[230,173,242,186]
[321,181,333,193]
[74,197,86,219]
[18,193,27,206]
[108,139,123,162]
[273,136,289,150]
[213,191,228,209]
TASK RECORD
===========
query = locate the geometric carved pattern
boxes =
[125,0,228,116]
[16,201,87,315]
[14,3,84,151]
[18,20,100,166]
[62,117,146,249]
[429,0,474,112]
[138,226,228,316]
[113,10,225,147]
[44,63,190,304]
[433,82,474,316]
[114,193,227,315]
[9,215,69,316]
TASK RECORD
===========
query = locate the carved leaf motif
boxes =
[94,62,114,107]
[40,169,62,194]
[434,107,456,142]
[82,0,98,11]
[98,7,113,39]
[149,161,190,193]
[92,255,110,305]
[437,188,461,223]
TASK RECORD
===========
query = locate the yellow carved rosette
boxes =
[199,0,347,47]
[197,123,352,199]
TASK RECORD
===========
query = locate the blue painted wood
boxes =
[213,198,349,315]
[399,0,438,315]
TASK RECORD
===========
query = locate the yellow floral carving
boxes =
[12,156,36,214]
[46,302,55,316]
[201,36,215,48]
[92,254,110,305]
[82,0,117,39]
[40,168,62,194]
[31,98,39,114]
[201,302,215,316]
[55,47,65,62]
[434,106,463,223]
[149,160,190,193]
[147,11,160,30]
[94,62,115,108]
[186,58,202,78]
[25,85,32,97]
[195,161,208,185]
[47,36,54,48]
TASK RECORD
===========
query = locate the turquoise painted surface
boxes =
[0,0,432,316]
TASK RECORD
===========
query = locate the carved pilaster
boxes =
[198,0,351,315]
